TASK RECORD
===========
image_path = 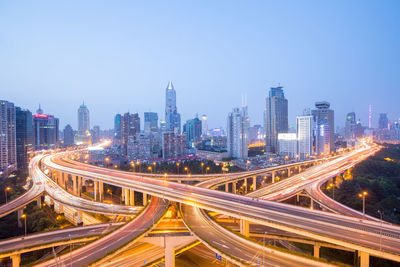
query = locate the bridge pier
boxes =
[232,182,236,194]
[72,175,78,195]
[225,183,229,193]
[36,196,42,208]
[10,254,20,267]
[77,210,83,226]
[240,219,250,237]
[99,182,104,202]
[143,193,148,206]
[129,189,135,206]
[252,176,256,191]
[77,176,82,197]
[124,188,129,205]
[359,251,369,267]
[272,171,275,183]
[94,181,98,201]
[313,244,320,258]
[244,178,247,193]
[17,209,23,228]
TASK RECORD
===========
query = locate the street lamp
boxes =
[358,191,368,217]
[201,162,204,174]
[152,162,156,173]
[21,214,27,236]
[329,183,335,200]
[206,167,210,174]
[176,162,180,175]
[137,160,141,172]
[184,167,189,175]
[148,166,152,174]
[4,187,11,203]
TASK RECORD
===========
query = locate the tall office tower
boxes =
[114,114,122,142]
[227,106,249,159]
[33,106,59,150]
[144,112,159,134]
[165,81,181,134]
[162,132,186,159]
[265,86,288,153]
[312,101,335,155]
[91,125,101,144]
[201,115,208,137]
[63,124,74,146]
[183,117,202,148]
[296,113,314,160]
[78,103,90,136]
[378,113,389,130]
[121,112,141,157]
[15,107,33,170]
[345,112,356,140]
[0,100,17,175]
[159,120,167,133]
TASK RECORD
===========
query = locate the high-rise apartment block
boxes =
[0,100,17,175]
[15,107,33,170]
[63,124,74,146]
[345,112,356,140]
[162,132,186,159]
[278,133,297,158]
[183,117,202,148]
[227,106,249,159]
[201,115,208,137]
[265,86,288,153]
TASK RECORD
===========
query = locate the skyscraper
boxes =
[296,113,314,160]
[144,112,158,134]
[265,86,288,153]
[33,106,59,150]
[227,106,249,159]
[63,124,74,146]
[114,114,122,142]
[0,100,17,175]
[378,113,388,130]
[15,107,33,170]
[312,101,334,155]
[201,115,208,137]
[121,112,140,157]
[183,117,202,148]
[345,112,356,140]
[78,103,90,136]
[165,81,181,134]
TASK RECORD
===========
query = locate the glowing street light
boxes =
[21,214,27,236]
[4,186,11,203]
[176,162,180,175]
[201,162,205,174]
[206,166,210,174]
[358,191,368,217]
[148,166,152,174]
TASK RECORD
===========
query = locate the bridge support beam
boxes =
[94,181,98,201]
[72,175,78,195]
[313,244,320,258]
[252,176,256,191]
[143,193,148,206]
[36,196,42,208]
[232,182,236,194]
[99,182,104,202]
[225,183,229,193]
[240,219,250,237]
[17,209,23,228]
[77,176,82,197]
[10,254,20,267]
[272,172,275,183]
[129,189,135,206]
[77,210,83,226]
[359,251,369,267]
[244,178,247,193]
[124,188,130,205]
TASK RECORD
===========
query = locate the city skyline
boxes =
[1,1,399,129]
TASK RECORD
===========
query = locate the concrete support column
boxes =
[58,203,64,214]
[310,198,314,210]
[94,181,98,201]
[287,168,291,177]
[72,175,78,195]
[165,241,175,267]
[36,196,42,208]
[252,176,256,191]
[313,244,320,258]
[296,193,300,203]
[272,172,275,183]
[11,254,21,267]
[77,176,82,197]
[244,178,247,193]
[233,182,237,194]
[124,188,130,205]
[359,251,370,267]
[99,182,104,202]
[129,189,135,206]
[17,209,23,228]
[240,219,250,237]
[143,193,148,206]
[77,210,83,226]
[225,183,229,193]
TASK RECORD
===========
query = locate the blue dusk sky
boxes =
[1,1,399,130]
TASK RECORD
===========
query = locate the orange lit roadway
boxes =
[41,148,400,263]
